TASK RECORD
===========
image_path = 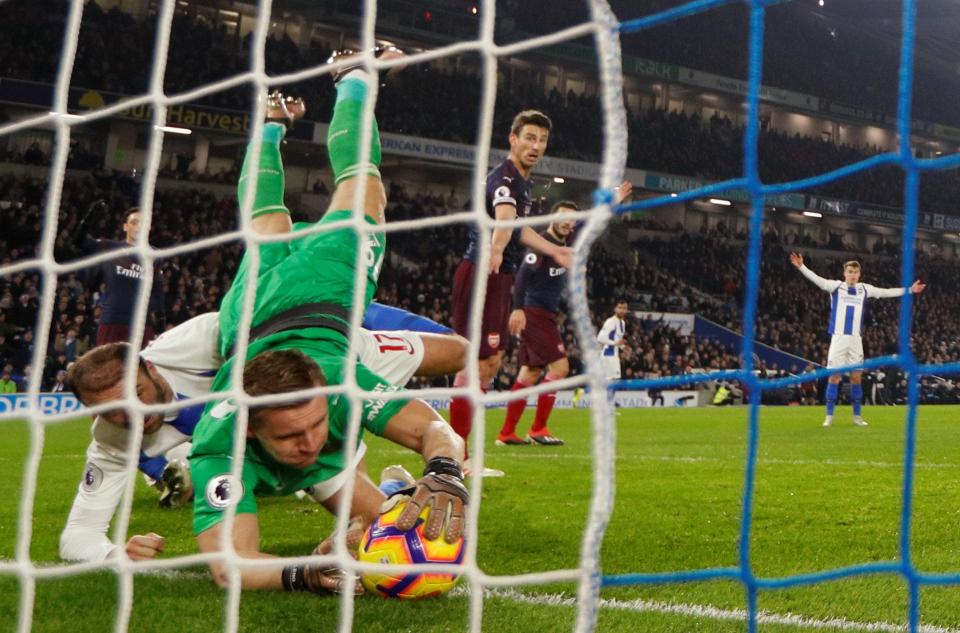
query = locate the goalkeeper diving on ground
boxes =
[61,50,466,590]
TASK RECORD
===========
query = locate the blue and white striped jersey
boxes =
[598,315,626,357]
[798,265,907,336]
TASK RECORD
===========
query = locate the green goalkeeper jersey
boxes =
[217,210,385,359]
[190,208,403,535]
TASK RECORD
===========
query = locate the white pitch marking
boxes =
[374,446,960,470]
[479,587,960,633]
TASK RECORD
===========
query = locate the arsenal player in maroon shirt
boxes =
[496,201,578,446]
[78,203,164,348]
[448,110,573,477]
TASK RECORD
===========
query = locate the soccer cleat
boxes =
[157,459,192,508]
[495,433,531,446]
[326,45,405,84]
[572,387,585,406]
[527,432,565,446]
[380,464,416,487]
[822,415,833,427]
[265,90,305,131]
[462,458,505,478]
[853,416,869,427]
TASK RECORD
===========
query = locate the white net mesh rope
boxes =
[0,0,626,632]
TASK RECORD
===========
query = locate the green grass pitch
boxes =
[2,405,960,632]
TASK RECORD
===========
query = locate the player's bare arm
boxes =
[613,180,633,205]
[120,533,166,561]
[316,476,383,558]
[509,308,526,335]
[381,400,467,543]
[196,513,362,594]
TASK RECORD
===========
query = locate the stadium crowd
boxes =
[1,1,959,402]
[2,1,960,217]
[0,170,243,390]
[2,162,959,403]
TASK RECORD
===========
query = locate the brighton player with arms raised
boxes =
[496,201,579,447]
[790,252,925,426]
[448,110,574,476]
[190,54,467,594]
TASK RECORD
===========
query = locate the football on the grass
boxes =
[358,500,464,599]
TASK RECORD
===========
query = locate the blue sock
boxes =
[851,384,863,416]
[825,382,838,416]
[363,302,453,334]
[138,453,168,481]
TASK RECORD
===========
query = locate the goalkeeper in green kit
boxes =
[189,48,467,595]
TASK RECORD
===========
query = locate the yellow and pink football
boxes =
[358,500,465,599]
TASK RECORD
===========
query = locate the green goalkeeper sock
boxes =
[237,122,289,219]
[327,75,382,184]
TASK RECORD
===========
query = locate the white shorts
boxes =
[602,355,621,380]
[826,334,864,369]
[355,329,425,386]
[303,441,368,502]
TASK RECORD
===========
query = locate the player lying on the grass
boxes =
[496,201,579,447]
[789,252,925,427]
[61,305,465,563]
[194,349,466,593]
[60,84,466,564]
[190,53,466,593]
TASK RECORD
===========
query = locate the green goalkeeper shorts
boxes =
[218,209,386,359]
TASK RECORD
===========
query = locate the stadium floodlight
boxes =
[709,198,732,206]
[803,211,823,218]
[553,176,565,183]
[670,193,678,197]
[156,125,192,135]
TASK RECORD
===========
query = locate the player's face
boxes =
[252,396,329,469]
[509,125,549,170]
[615,302,628,319]
[551,209,576,238]
[844,266,861,285]
[551,220,575,238]
[123,212,142,244]
[85,365,167,434]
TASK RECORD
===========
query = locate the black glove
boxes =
[393,457,468,543]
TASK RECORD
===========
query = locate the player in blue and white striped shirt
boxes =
[597,300,629,380]
[790,253,926,427]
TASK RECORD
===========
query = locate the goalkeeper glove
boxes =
[386,456,468,544]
